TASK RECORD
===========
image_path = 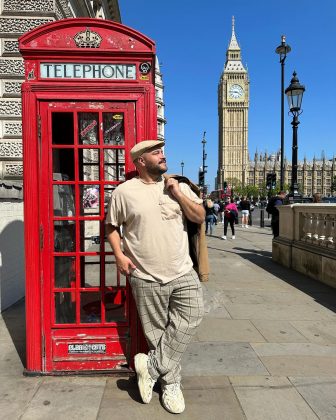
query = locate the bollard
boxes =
[260,209,265,228]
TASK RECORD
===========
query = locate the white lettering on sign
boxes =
[68,343,106,354]
[40,63,136,80]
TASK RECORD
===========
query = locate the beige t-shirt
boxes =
[106,177,203,283]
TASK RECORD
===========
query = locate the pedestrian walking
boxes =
[106,140,205,414]
[240,196,250,228]
[213,201,220,225]
[219,200,225,223]
[204,198,217,235]
[221,197,238,240]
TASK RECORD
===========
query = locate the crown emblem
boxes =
[74,28,102,48]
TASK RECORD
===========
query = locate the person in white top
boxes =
[106,140,205,414]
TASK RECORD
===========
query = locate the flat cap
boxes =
[130,140,165,162]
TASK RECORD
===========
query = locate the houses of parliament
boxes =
[216,18,336,197]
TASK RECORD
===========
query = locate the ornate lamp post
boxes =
[275,35,291,191]
[285,71,305,200]
[201,131,207,192]
[181,160,184,176]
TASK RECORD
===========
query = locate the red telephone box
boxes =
[19,18,157,374]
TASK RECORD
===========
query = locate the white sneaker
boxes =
[242,225,245,228]
[162,383,185,414]
[134,353,156,404]
[246,225,249,228]
[232,235,235,239]
[221,235,227,240]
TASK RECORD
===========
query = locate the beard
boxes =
[146,160,168,176]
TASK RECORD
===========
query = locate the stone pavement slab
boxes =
[251,320,309,343]
[289,376,336,420]
[0,375,42,419]
[290,320,336,344]
[224,302,336,321]
[230,376,319,420]
[98,376,246,420]
[251,343,336,356]
[182,342,269,376]
[223,290,316,305]
[196,319,266,343]
[257,356,336,376]
[21,377,106,420]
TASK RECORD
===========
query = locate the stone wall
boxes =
[0,199,24,311]
[273,204,336,288]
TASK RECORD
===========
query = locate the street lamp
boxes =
[275,35,291,191]
[181,160,184,176]
[285,71,305,199]
[201,131,207,190]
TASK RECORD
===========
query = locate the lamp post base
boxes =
[287,183,304,203]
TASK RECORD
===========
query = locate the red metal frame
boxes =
[20,18,156,374]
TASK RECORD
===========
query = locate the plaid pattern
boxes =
[129,269,204,385]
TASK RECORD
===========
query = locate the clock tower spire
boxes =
[217,16,249,189]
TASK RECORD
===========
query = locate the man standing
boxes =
[106,140,205,414]
[267,191,286,237]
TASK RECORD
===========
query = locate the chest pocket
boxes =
[159,193,182,220]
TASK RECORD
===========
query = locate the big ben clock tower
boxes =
[217,17,249,189]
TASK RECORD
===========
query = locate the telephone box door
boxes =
[39,100,138,372]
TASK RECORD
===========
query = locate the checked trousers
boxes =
[129,269,204,385]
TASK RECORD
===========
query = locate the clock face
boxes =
[229,84,244,99]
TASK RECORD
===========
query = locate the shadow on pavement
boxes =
[224,245,336,314]
[2,298,26,366]
[116,376,161,403]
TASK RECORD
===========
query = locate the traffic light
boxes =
[198,169,205,186]
[223,181,228,193]
[266,173,272,190]
[271,173,276,189]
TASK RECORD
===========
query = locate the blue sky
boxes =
[121,0,336,190]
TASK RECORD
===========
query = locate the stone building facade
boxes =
[0,0,121,312]
[155,56,166,141]
[217,17,335,197]
[248,152,336,197]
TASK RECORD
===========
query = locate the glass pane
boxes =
[103,113,124,145]
[54,256,76,288]
[80,185,100,215]
[55,292,76,324]
[80,292,101,323]
[80,256,100,288]
[104,186,117,216]
[78,113,99,145]
[79,220,100,252]
[52,113,74,145]
[105,290,127,322]
[54,221,76,252]
[53,185,75,217]
[79,149,100,181]
[104,149,125,181]
[105,255,126,287]
[53,149,75,181]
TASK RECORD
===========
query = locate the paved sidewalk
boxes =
[1,224,336,419]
